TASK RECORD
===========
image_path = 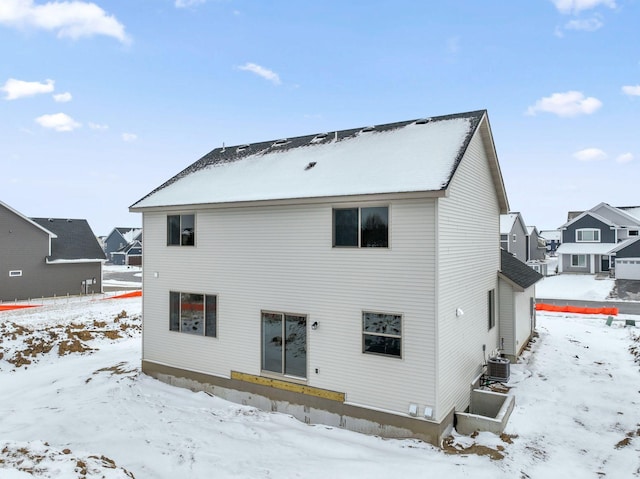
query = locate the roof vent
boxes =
[66,219,72,223]
[310,133,328,143]
[272,138,289,147]
[48,218,54,222]
[236,144,250,152]
[360,126,376,133]
[414,118,432,125]
[304,161,317,171]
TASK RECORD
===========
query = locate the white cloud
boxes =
[551,0,616,14]
[526,91,602,117]
[573,148,607,161]
[564,17,603,31]
[122,132,137,142]
[237,62,281,85]
[622,85,640,96]
[88,122,108,131]
[1,78,54,100]
[53,91,72,102]
[0,0,130,44]
[175,0,206,7]
[35,112,81,131]
[616,152,634,163]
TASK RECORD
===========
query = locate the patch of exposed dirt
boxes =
[614,426,640,449]
[613,279,640,301]
[441,432,517,460]
[630,333,640,367]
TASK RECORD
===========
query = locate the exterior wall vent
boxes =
[486,357,510,382]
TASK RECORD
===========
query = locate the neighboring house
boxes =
[0,201,105,301]
[525,226,549,276]
[103,227,142,263]
[130,110,519,445]
[539,229,561,254]
[500,212,528,262]
[498,249,543,361]
[110,240,143,266]
[556,202,640,276]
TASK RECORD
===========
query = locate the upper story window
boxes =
[333,206,388,248]
[167,214,195,246]
[576,228,600,243]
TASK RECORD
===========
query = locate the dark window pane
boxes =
[167,215,181,245]
[169,291,180,331]
[181,293,204,335]
[363,312,401,336]
[363,334,401,357]
[361,207,388,247]
[262,312,283,373]
[284,315,306,377]
[181,214,195,246]
[205,295,217,337]
[334,208,358,247]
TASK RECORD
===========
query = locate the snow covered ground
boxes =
[536,273,615,301]
[0,286,639,477]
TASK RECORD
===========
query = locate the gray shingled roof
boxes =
[500,249,543,290]
[31,218,106,261]
[132,110,486,208]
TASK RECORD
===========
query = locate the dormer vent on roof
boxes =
[304,161,317,171]
[272,138,289,147]
[414,118,432,125]
[236,144,250,153]
[359,126,376,133]
[310,133,329,143]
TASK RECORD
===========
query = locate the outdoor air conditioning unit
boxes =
[487,357,511,382]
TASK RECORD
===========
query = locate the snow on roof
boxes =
[539,229,561,240]
[555,242,618,255]
[121,228,142,243]
[618,206,640,221]
[500,213,519,234]
[131,112,483,209]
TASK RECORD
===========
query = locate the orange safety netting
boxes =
[104,291,142,300]
[0,304,41,311]
[536,303,618,316]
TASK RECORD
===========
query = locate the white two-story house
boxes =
[130,110,525,445]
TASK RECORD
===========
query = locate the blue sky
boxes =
[1,0,638,236]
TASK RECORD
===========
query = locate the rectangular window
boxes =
[630,230,639,236]
[576,229,600,242]
[9,270,22,277]
[571,254,587,267]
[333,206,388,248]
[363,311,402,357]
[488,289,496,330]
[512,234,516,242]
[167,214,195,246]
[261,311,307,378]
[169,291,216,337]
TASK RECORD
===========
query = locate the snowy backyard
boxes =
[0,275,639,478]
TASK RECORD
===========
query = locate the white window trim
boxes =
[9,270,22,277]
[576,228,600,243]
[571,254,587,267]
[362,310,402,358]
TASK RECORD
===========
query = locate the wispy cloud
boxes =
[564,17,603,31]
[237,63,281,85]
[88,122,108,131]
[53,91,72,102]
[175,0,206,8]
[122,132,137,142]
[551,0,616,14]
[622,85,640,96]
[35,112,81,131]
[616,152,634,163]
[1,78,54,100]
[526,91,602,117]
[573,148,607,161]
[0,0,130,44]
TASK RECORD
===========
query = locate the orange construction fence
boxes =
[104,291,142,300]
[536,303,618,316]
[0,304,41,311]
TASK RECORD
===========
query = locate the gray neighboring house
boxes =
[498,249,543,361]
[130,110,527,445]
[103,227,142,263]
[539,229,561,254]
[0,201,105,302]
[111,239,142,266]
[557,202,640,276]
[500,212,528,262]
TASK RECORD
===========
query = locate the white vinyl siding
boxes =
[141,197,437,416]
[498,280,515,357]
[436,122,501,421]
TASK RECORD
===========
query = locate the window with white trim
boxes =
[333,206,389,248]
[9,270,22,277]
[571,254,587,267]
[576,228,600,242]
[167,214,195,246]
[169,292,216,337]
[362,311,401,357]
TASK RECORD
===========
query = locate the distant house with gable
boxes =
[104,227,142,264]
[500,212,527,262]
[0,200,105,301]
